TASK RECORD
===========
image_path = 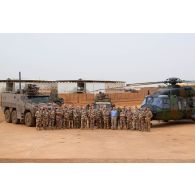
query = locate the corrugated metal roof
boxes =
[0,79,125,84]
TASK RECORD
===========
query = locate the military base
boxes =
[0,76,195,162]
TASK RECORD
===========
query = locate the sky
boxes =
[0,33,195,84]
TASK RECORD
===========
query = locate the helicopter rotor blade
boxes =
[181,80,195,84]
[126,81,164,86]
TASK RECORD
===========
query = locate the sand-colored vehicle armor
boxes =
[1,84,51,127]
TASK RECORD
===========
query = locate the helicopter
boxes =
[127,77,195,122]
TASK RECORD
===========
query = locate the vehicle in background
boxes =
[0,84,61,126]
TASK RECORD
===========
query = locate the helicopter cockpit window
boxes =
[162,98,170,109]
[153,98,163,108]
[146,97,153,104]
[146,97,163,108]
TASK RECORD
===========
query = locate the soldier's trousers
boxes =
[132,120,139,130]
[69,120,74,129]
[103,118,110,129]
[48,118,55,129]
[96,119,102,129]
[127,120,133,130]
[36,118,42,130]
[74,119,80,128]
[81,119,87,129]
[120,118,126,129]
[145,120,151,131]
[111,117,117,129]
[140,119,145,131]
[90,118,95,129]
[63,119,69,128]
[42,119,48,129]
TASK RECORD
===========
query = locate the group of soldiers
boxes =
[35,104,153,132]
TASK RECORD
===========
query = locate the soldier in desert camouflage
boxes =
[73,107,81,129]
[55,108,63,129]
[42,107,49,130]
[96,109,102,129]
[138,108,146,131]
[126,107,133,130]
[68,106,74,129]
[63,107,69,129]
[89,106,96,129]
[119,108,127,130]
[103,107,110,129]
[145,108,153,131]
[48,107,56,129]
[81,107,89,129]
[35,107,43,130]
[132,107,139,130]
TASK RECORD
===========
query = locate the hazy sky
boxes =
[0,33,195,83]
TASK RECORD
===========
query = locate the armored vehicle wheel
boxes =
[5,109,12,123]
[11,110,20,124]
[25,112,35,127]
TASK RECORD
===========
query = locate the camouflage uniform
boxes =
[56,108,63,129]
[77,107,82,128]
[138,109,145,131]
[126,109,133,130]
[132,109,139,130]
[63,108,69,129]
[145,108,153,131]
[81,109,89,129]
[68,108,74,129]
[42,108,49,130]
[89,108,96,129]
[73,109,80,129]
[119,109,126,129]
[103,109,110,129]
[49,108,56,129]
[96,109,102,129]
[35,108,42,130]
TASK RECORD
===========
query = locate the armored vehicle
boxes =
[94,92,112,109]
[0,84,59,127]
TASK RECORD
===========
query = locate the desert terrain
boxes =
[0,111,195,163]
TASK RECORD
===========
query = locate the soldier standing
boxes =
[77,107,82,129]
[56,108,63,129]
[132,107,139,130]
[42,107,49,130]
[63,107,69,129]
[126,107,133,130]
[35,107,42,130]
[48,107,52,129]
[103,108,110,129]
[89,106,96,129]
[81,107,88,129]
[68,107,74,129]
[49,107,56,129]
[145,108,153,132]
[139,109,145,131]
[96,109,102,129]
[119,109,127,129]
[73,108,80,129]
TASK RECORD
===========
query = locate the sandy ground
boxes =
[0,113,195,162]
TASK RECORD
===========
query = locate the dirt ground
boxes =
[0,112,195,162]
